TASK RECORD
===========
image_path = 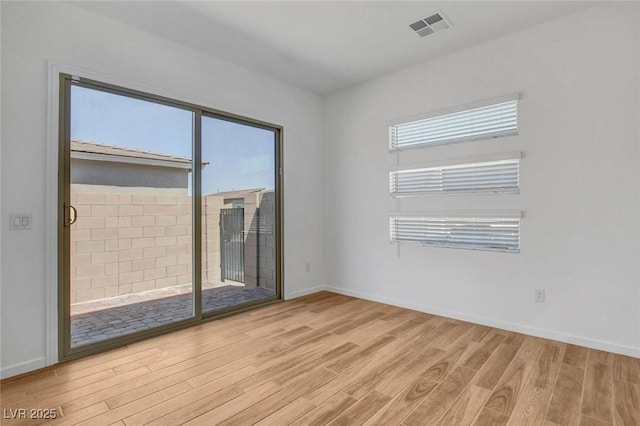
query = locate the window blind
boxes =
[389,97,518,151]
[390,158,519,197]
[390,216,520,253]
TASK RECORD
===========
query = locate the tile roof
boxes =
[70,140,201,165]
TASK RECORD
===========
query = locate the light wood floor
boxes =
[1,292,639,425]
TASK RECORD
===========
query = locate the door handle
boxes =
[64,204,78,226]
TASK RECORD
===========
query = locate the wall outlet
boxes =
[535,289,545,303]
[305,263,311,273]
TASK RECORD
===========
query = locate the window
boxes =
[389,95,518,151]
[390,215,520,253]
[390,156,520,197]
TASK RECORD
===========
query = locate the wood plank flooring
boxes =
[1,292,639,425]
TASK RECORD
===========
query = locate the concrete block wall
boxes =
[243,193,259,287]
[257,191,276,290]
[70,186,194,303]
[70,186,277,304]
[233,191,276,289]
[203,191,276,289]
[202,195,223,285]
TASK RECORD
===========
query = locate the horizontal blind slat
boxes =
[396,166,519,177]
[395,174,519,184]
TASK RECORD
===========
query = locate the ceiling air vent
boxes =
[409,11,453,37]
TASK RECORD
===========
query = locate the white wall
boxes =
[0,1,325,378]
[323,2,640,357]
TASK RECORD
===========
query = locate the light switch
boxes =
[9,214,32,230]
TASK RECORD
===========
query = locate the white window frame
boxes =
[389,93,520,151]
[389,211,522,253]
[390,152,521,197]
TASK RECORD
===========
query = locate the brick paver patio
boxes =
[70,285,275,347]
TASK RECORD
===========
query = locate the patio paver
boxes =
[70,285,275,347]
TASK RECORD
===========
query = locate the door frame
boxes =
[54,68,283,362]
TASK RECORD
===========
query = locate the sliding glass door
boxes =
[59,75,281,360]
[201,115,278,315]
[66,84,196,350]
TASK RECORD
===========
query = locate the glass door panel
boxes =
[68,84,195,348]
[201,116,278,314]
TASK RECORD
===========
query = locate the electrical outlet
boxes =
[305,263,311,273]
[535,289,545,303]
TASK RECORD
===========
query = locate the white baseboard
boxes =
[1,357,47,380]
[285,286,328,300]
[325,286,640,358]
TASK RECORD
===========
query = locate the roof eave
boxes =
[71,151,194,170]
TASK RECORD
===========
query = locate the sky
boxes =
[70,85,275,195]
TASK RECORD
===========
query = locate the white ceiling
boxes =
[72,1,597,94]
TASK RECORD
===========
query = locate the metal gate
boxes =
[220,208,245,283]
